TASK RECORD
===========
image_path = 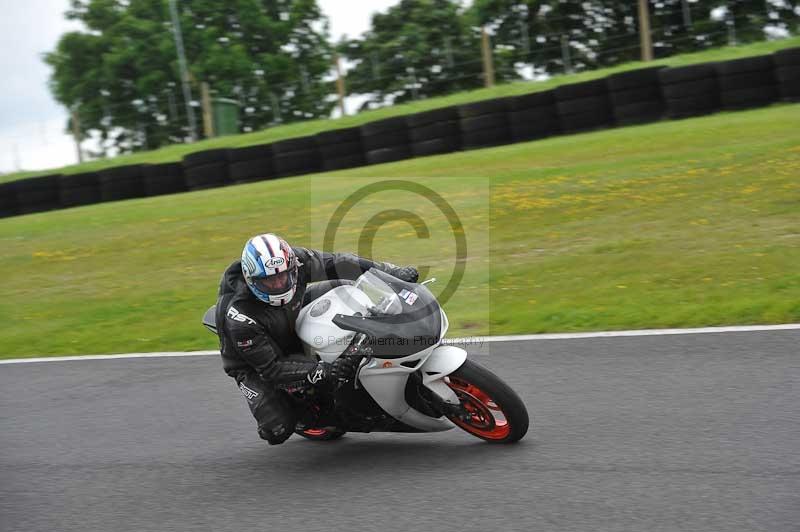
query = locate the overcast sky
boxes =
[0,0,400,174]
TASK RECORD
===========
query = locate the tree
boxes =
[340,0,486,109]
[469,0,799,75]
[45,0,335,154]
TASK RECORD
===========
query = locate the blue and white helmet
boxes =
[241,233,299,306]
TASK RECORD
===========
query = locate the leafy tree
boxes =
[469,0,798,76]
[340,0,487,109]
[46,0,334,154]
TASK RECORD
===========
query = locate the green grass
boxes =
[1,102,799,358]
[2,36,799,184]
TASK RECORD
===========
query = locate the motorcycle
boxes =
[203,268,529,443]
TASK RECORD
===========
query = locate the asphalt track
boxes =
[1,330,798,532]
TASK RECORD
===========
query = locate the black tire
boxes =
[183,148,230,168]
[773,47,800,67]
[295,428,346,441]
[720,85,777,109]
[274,149,320,177]
[0,182,18,217]
[776,65,800,83]
[659,64,717,85]
[408,120,460,143]
[406,107,458,128]
[612,100,665,125]
[361,128,409,151]
[457,97,509,119]
[272,136,316,154]
[607,66,664,91]
[507,90,555,111]
[777,76,800,100]
[717,70,775,91]
[365,146,412,165]
[460,126,511,149]
[229,158,275,183]
[227,144,273,163]
[509,108,560,141]
[609,84,662,106]
[660,77,717,99]
[59,172,101,207]
[460,112,508,133]
[315,126,362,146]
[99,164,146,202]
[143,163,186,196]
[558,109,614,133]
[322,153,366,171]
[665,93,719,119]
[715,55,774,76]
[318,140,362,160]
[411,136,460,157]
[361,116,407,136]
[184,161,230,190]
[555,78,607,101]
[556,94,610,116]
[15,174,61,214]
[446,359,529,444]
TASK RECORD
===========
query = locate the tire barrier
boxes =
[0,181,18,218]
[315,127,365,171]
[556,79,614,133]
[659,64,720,119]
[774,47,800,101]
[182,149,231,190]
[227,144,275,184]
[407,107,461,157]
[15,174,61,215]
[361,117,411,165]
[143,163,186,196]
[59,172,100,208]
[3,49,798,220]
[458,98,511,149]
[272,136,320,177]
[715,55,777,110]
[98,164,147,202]
[607,67,666,125]
[508,90,560,142]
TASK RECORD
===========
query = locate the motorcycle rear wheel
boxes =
[445,359,529,443]
[295,428,346,441]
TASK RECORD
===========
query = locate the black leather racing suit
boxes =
[215,247,412,444]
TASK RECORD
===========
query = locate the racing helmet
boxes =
[241,233,299,306]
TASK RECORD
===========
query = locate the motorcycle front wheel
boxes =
[445,359,529,443]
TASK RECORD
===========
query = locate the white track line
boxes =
[2,324,798,365]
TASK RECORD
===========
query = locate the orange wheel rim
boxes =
[446,377,511,440]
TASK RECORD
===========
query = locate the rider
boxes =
[215,233,419,445]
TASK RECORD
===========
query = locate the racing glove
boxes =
[394,266,419,283]
[306,356,359,390]
[376,261,419,283]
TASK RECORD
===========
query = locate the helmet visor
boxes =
[253,269,295,296]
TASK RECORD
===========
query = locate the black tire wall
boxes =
[99,165,147,202]
[182,149,231,190]
[607,67,666,125]
[59,172,101,208]
[774,47,800,101]
[15,174,61,214]
[143,163,186,196]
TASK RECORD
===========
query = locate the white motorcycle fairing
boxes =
[296,283,466,432]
